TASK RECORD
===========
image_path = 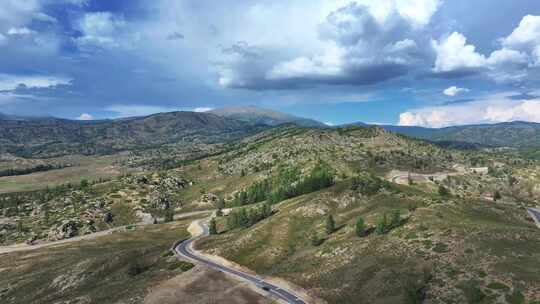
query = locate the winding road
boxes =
[174,220,308,304]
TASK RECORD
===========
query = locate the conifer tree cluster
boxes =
[226,203,273,230]
[233,163,335,206]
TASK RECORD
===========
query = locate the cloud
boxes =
[0,0,40,29]
[193,107,213,112]
[399,92,540,127]
[7,27,36,35]
[75,12,126,48]
[0,74,72,91]
[501,15,540,49]
[219,1,434,90]
[34,12,57,23]
[64,0,89,6]
[431,32,486,76]
[443,86,469,96]
[77,113,94,120]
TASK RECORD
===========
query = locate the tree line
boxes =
[225,203,273,230]
[0,164,68,177]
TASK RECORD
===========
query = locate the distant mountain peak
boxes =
[209,106,327,128]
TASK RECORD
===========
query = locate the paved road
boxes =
[175,221,307,304]
[527,208,540,228]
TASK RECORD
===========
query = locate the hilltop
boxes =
[209,106,327,128]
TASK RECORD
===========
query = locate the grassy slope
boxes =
[180,127,540,304]
[198,181,540,304]
[0,219,196,304]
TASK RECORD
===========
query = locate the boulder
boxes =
[47,219,81,241]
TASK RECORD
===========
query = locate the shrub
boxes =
[351,173,385,195]
[126,262,145,277]
[457,280,485,304]
[438,185,450,196]
[506,290,525,304]
[311,233,324,247]
[487,282,509,291]
[209,218,218,235]
[432,242,449,253]
[355,217,366,237]
[326,214,335,235]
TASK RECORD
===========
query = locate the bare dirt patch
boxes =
[144,265,272,304]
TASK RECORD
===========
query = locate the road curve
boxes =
[528,207,540,229]
[174,220,308,304]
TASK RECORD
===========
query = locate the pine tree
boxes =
[376,213,388,235]
[326,214,335,235]
[165,208,174,222]
[209,218,218,235]
[355,217,365,237]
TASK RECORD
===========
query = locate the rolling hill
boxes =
[346,121,540,149]
[0,111,267,158]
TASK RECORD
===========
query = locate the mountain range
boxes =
[2,106,540,158]
[0,111,264,158]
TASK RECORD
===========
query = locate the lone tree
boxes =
[208,218,218,235]
[326,214,335,235]
[164,208,174,222]
[355,217,366,237]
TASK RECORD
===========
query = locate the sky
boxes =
[2,0,540,127]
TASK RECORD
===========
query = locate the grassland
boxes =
[0,154,129,194]
[0,218,195,304]
[1,125,540,304]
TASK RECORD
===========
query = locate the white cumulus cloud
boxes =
[7,27,35,35]
[502,15,540,48]
[77,113,94,120]
[193,107,213,112]
[443,86,469,96]
[432,32,486,74]
[399,93,540,127]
